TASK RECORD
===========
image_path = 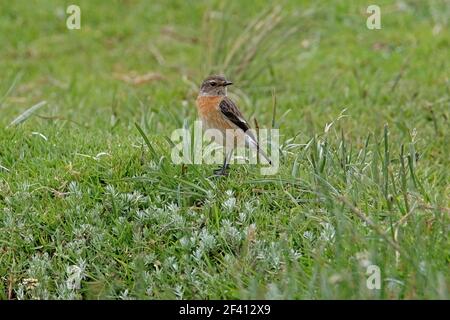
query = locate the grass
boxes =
[0,0,449,299]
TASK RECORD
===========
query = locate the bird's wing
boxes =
[219,97,272,165]
[219,97,251,133]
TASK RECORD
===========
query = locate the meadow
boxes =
[0,0,448,299]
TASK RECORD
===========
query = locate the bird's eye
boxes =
[210,81,217,86]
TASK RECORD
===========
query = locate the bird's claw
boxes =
[213,165,230,177]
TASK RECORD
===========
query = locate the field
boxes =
[0,0,449,299]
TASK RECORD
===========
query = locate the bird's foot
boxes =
[213,165,230,177]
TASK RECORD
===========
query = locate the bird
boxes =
[195,75,272,176]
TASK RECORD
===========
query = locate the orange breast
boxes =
[196,95,223,117]
[196,95,245,148]
[196,95,232,130]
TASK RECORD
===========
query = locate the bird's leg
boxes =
[214,149,233,176]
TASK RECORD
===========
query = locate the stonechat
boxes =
[196,75,272,176]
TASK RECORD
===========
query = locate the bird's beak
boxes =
[224,81,233,86]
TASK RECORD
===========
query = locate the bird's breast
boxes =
[196,95,247,148]
[196,95,223,117]
[196,95,231,130]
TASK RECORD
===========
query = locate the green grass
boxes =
[0,0,449,299]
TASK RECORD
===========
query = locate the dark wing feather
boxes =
[219,97,250,133]
[219,97,272,164]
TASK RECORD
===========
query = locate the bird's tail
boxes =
[245,134,272,165]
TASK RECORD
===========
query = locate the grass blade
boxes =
[7,100,47,127]
[134,122,157,158]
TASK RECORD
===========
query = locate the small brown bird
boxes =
[196,75,272,176]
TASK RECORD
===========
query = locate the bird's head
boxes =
[199,75,233,96]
